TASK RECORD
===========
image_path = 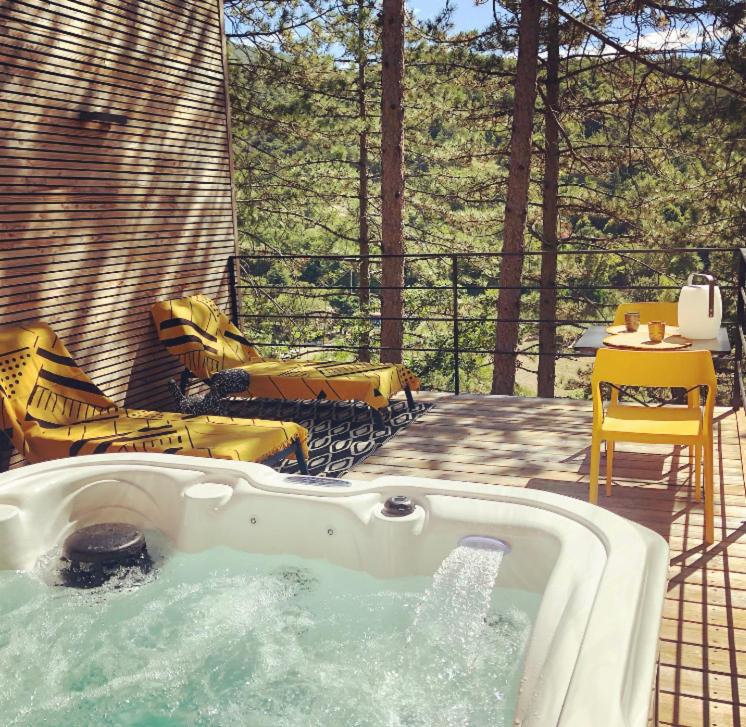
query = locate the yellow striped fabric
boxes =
[0,323,308,465]
[152,295,420,410]
[151,294,263,380]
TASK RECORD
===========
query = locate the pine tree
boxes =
[380,0,406,363]
[491,0,542,395]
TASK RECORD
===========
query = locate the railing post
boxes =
[228,255,239,326]
[735,248,745,409]
[451,254,460,395]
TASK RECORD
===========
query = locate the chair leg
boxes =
[704,437,714,545]
[293,439,309,475]
[605,441,615,497]
[589,434,601,504]
[179,369,191,395]
[404,385,415,410]
[0,432,13,474]
[688,388,701,502]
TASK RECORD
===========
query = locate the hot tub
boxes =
[0,453,668,726]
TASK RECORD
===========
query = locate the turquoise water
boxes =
[0,534,538,726]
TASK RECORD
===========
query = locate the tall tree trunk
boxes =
[491,0,541,394]
[357,0,371,362]
[537,0,560,398]
[379,0,405,363]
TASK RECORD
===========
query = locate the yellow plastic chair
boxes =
[612,301,678,326]
[612,300,696,456]
[589,349,716,544]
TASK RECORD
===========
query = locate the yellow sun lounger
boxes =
[0,323,309,471]
[151,295,421,413]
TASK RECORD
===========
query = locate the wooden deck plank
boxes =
[661,612,746,647]
[658,664,746,705]
[349,394,746,726]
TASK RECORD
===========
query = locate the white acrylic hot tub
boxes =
[0,453,668,726]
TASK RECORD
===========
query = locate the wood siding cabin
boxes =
[0,0,239,468]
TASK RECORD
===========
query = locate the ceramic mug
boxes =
[648,321,666,343]
[624,312,640,332]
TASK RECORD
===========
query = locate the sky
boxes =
[415,2,495,32]
[415,1,720,52]
[226,1,722,57]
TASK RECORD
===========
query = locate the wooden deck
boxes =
[348,393,746,727]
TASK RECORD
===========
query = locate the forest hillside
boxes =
[225,0,746,397]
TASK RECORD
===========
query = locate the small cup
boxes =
[624,312,640,332]
[648,321,666,343]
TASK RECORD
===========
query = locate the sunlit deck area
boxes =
[3,0,745,722]
[349,393,746,727]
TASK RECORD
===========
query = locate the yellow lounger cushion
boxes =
[0,323,308,465]
[152,295,420,410]
[151,294,263,380]
[226,359,418,410]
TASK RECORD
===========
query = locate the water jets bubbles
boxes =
[1,543,535,727]
[379,538,530,726]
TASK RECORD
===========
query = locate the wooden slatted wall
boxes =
[0,0,239,468]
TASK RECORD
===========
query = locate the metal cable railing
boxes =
[228,247,739,400]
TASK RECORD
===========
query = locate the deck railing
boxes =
[733,248,746,409]
[228,247,739,401]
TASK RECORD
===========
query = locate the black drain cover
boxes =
[61,523,151,588]
[63,523,146,563]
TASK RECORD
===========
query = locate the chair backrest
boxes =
[591,348,717,396]
[612,302,678,326]
[0,323,118,453]
[151,295,263,381]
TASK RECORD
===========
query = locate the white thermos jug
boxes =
[677,273,722,339]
